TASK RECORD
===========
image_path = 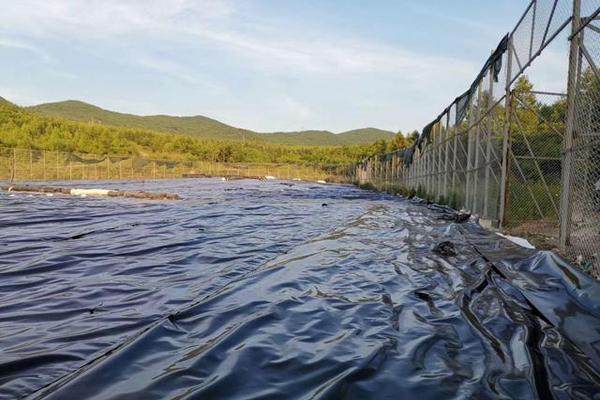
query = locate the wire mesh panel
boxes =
[0,148,353,184]
[563,5,600,275]
[352,0,600,276]
[507,91,564,230]
[510,0,572,82]
[480,102,505,221]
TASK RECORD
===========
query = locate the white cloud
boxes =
[0,37,51,62]
[0,0,235,37]
[134,56,222,90]
[0,0,475,76]
[0,0,488,131]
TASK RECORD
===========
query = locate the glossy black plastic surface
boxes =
[1,180,598,399]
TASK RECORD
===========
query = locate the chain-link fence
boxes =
[356,0,600,276]
[0,147,354,184]
[561,2,600,275]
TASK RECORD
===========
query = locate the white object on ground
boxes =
[292,178,302,181]
[265,176,276,180]
[317,180,327,184]
[496,232,535,249]
[70,189,111,197]
[46,193,53,197]
[221,177,226,181]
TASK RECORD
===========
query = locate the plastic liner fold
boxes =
[0,180,598,400]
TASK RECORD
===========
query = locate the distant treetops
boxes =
[0,99,407,166]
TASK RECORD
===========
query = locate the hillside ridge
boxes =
[26,100,395,146]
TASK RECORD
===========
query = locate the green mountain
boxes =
[261,127,395,146]
[27,100,395,146]
[1,99,376,166]
[27,100,253,142]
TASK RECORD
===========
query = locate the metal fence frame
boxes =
[0,147,354,183]
[356,0,600,275]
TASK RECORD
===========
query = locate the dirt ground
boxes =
[504,219,599,279]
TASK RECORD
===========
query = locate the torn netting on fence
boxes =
[65,153,108,165]
[64,154,132,165]
[403,145,415,166]
[454,89,472,126]
[399,35,509,167]
[453,34,508,126]
[419,122,435,150]
[132,159,182,169]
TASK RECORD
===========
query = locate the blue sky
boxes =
[0,1,561,133]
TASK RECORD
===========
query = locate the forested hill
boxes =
[26,100,395,146]
[259,128,395,146]
[1,99,386,165]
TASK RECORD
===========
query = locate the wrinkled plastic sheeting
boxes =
[0,179,599,400]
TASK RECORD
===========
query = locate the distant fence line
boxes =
[355,0,600,276]
[0,147,355,183]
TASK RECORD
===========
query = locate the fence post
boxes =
[429,143,434,197]
[499,36,514,228]
[389,156,393,191]
[414,151,418,191]
[433,124,438,198]
[425,146,430,196]
[483,63,494,219]
[438,122,444,199]
[466,95,475,210]
[435,123,441,200]
[418,148,423,192]
[10,148,16,182]
[452,116,458,194]
[427,143,435,197]
[473,81,483,214]
[390,156,394,190]
[559,0,581,250]
[422,148,426,194]
[392,151,401,193]
[438,123,443,199]
[444,113,450,199]
[418,149,422,191]
[428,130,433,196]
[385,156,390,192]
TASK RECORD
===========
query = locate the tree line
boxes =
[0,100,407,167]
[3,74,592,170]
